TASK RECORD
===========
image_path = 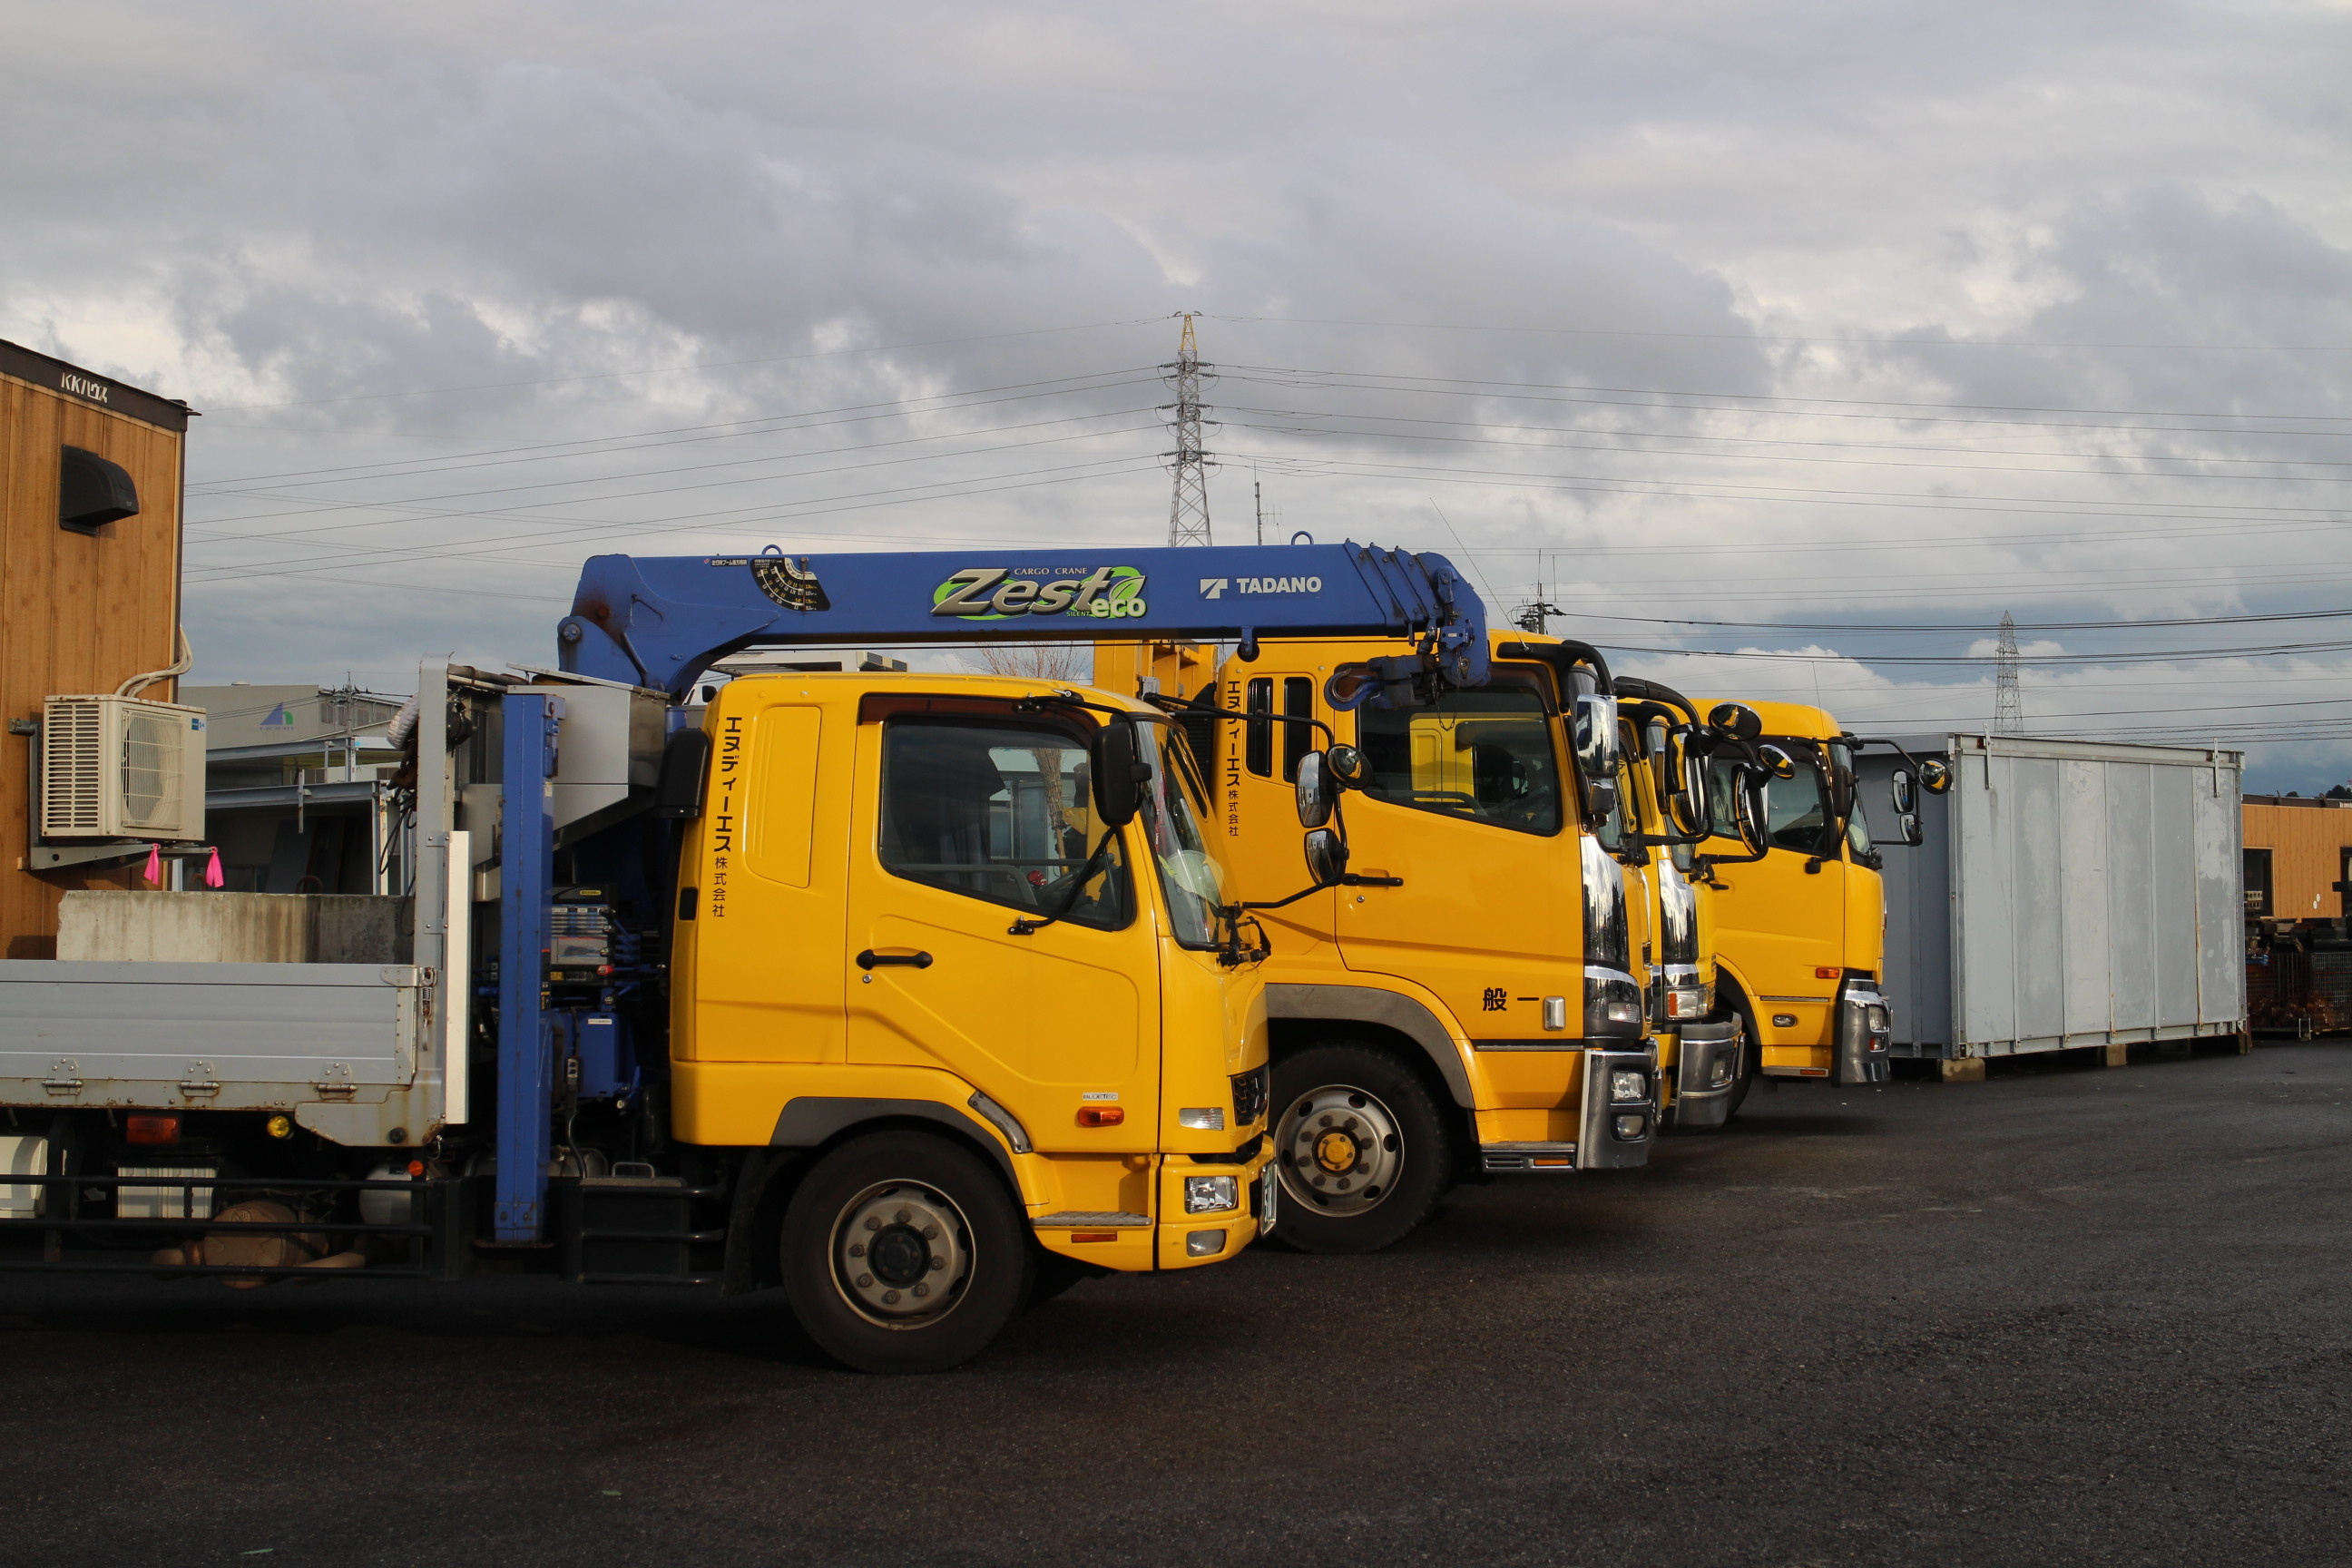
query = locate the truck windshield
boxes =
[1135,722,1229,949]
[1356,684,1563,836]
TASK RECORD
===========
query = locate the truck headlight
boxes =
[1608,1068,1648,1103]
[1612,1113,1649,1140]
[1866,1004,1890,1034]
[1183,1175,1240,1214]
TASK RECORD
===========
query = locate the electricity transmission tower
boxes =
[1165,314,1215,546]
[1994,611,2024,734]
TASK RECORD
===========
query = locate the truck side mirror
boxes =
[1754,743,1798,780]
[1732,770,1771,858]
[1572,693,1622,824]
[1891,768,1916,816]
[1918,758,1952,795]
[1663,728,1710,838]
[1708,702,1762,743]
[1303,827,1348,887]
[1295,749,1346,828]
[1093,720,1150,828]
[1828,746,1856,823]
[654,728,712,819]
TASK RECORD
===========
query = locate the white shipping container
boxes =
[1857,734,2246,1060]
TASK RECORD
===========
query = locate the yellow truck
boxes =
[1100,632,1763,1252]
[1674,696,1945,1102]
[1605,681,1749,1131]
[3,544,1506,1373]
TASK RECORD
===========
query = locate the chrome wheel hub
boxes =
[830,1181,972,1328]
[1278,1083,1404,1216]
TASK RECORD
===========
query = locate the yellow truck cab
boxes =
[1601,684,1747,1130]
[1694,700,1895,1100]
[1101,632,1660,1254]
[672,670,1276,1366]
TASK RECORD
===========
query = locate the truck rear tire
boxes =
[1269,1042,1451,1256]
[779,1132,1034,1374]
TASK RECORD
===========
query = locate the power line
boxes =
[1220,364,2352,430]
[203,317,1170,412]
[189,368,1160,489]
[1204,313,2352,355]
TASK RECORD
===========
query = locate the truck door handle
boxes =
[857,949,934,970]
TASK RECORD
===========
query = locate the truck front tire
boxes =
[779,1131,1033,1374]
[1721,994,1762,1120]
[1269,1042,1452,1255]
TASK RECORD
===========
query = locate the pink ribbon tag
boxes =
[142,844,163,886]
[203,848,225,889]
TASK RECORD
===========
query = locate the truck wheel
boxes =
[1722,997,1762,1120]
[1270,1042,1451,1255]
[779,1132,1033,1374]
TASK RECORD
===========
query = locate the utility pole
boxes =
[1255,480,1263,547]
[1994,610,2024,734]
[1165,313,1214,546]
[1516,561,1558,634]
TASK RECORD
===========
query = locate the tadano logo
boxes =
[1199,575,1322,599]
[932,565,1148,620]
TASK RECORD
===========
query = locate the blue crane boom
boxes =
[557,543,1490,699]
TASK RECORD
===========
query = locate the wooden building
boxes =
[1,339,191,957]
[2240,793,2352,923]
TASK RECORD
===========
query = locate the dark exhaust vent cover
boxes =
[59,446,140,534]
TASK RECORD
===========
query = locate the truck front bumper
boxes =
[1576,1045,1658,1169]
[1833,984,1893,1085]
[1669,1016,1744,1129]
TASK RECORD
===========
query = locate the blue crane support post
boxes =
[495,692,563,1241]
[490,543,1491,1240]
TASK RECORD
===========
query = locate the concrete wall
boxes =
[57,891,413,963]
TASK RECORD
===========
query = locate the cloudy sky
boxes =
[6,1,2349,788]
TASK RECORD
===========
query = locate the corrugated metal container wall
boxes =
[1862,736,2244,1060]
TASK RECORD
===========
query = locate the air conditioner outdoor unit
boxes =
[40,695,207,841]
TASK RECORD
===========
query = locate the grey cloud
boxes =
[5,2,2349,784]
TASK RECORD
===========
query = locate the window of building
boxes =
[2244,848,2273,917]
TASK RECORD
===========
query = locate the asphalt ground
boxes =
[4,1043,2347,1568]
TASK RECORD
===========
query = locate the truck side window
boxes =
[1281,676,1314,782]
[1245,678,1274,778]
[878,719,1132,930]
[1356,685,1563,836]
[1708,744,1839,858]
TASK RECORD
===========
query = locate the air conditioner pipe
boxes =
[116,627,193,700]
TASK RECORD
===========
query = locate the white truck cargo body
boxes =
[1858,734,2245,1061]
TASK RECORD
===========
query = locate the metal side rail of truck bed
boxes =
[0,960,437,1144]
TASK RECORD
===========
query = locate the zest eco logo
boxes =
[931,565,1148,620]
